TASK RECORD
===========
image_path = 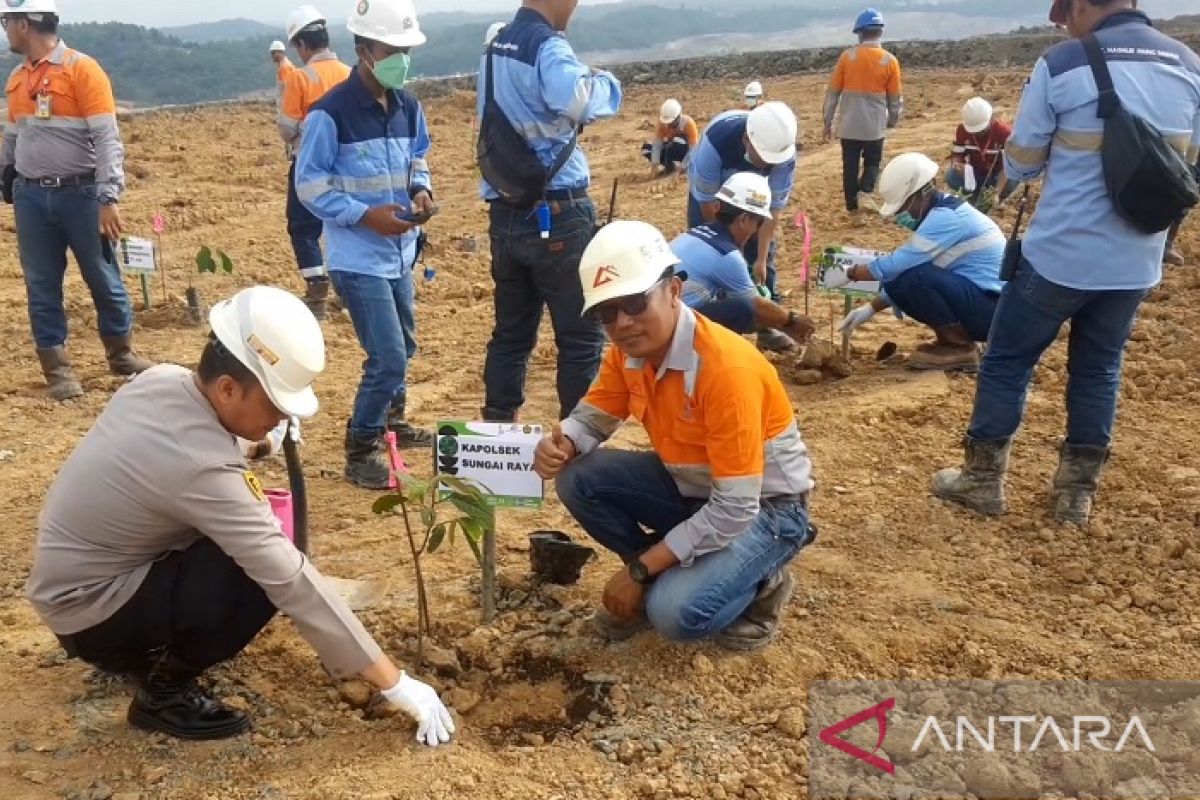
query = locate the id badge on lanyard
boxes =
[35,91,51,119]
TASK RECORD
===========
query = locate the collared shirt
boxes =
[952,120,1013,179]
[868,192,1005,294]
[278,51,351,149]
[26,365,382,678]
[0,39,124,203]
[670,222,757,306]
[476,7,622,198]
[295,67,431,277]
[687,110,795,211]
[823,42,904,141]
[1005,11,1200,290]
[561,307,815,567]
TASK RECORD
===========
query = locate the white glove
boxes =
[822,265,853,289]
[837,304,877,335]
[381,672,456,747]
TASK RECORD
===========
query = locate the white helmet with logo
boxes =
[579,221,681,315]
[962,97,993,134]
[659,99,682,125]
[285,4,326,41]
[717,172,773,219]
[878,152,940,216]
[744,81,763,99]
[746,101,797,165]
[208,286,327,418]
[347,0,426,48]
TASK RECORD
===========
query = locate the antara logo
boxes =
[592,265,620,288]
[819,698,897,775]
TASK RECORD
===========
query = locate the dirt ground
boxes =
[0,68,1198,800]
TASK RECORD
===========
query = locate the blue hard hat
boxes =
[853,8,885,32]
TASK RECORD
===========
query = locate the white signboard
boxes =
[117,236,157,273]
[435,421,544,509]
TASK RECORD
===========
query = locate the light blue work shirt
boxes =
[687,111,795,212]
[670,223,757,306]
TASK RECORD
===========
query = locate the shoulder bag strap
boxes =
[1082,34,1120,119]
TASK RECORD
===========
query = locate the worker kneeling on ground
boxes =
[947,97,1017,208]
[26,287,454,746]
[671,172,814,348]
[642,99,698,177]
[534,221,817,651]
[829,152,1004,372]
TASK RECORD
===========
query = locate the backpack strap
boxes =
[1082,34,1120,119]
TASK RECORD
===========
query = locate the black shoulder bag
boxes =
[476,31,578,207]
[1082,34,1198,234]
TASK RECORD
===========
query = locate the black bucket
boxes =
[529,530,596,585]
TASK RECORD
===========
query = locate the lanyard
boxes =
[25,60,51,100]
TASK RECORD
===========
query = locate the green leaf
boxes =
[427,524,446,553]
[460,517,485,541]
[419,507,436,529]
[195,245,216,274]
[465,530,484,566]
[400,475,430,504]
[448,495,494,529]
[372,494,405,515]
[438,474,488,501]
[218,250,234,274]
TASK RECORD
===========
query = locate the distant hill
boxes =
[160,18,277,44]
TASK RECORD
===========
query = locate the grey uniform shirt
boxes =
[26,365,382,678]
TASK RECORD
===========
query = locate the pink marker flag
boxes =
[793,210,812,281]
[152,212,166,235]
[384,431,410,489]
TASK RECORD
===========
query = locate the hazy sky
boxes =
[46,0,1200,28]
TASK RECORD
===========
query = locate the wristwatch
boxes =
[628,557,656,586]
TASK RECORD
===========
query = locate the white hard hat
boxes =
[2,0,59,13]
[716,172,773,219]
[746,101,797,165]
[878,152,940,216]
[285,4,326,41]
[659,99,682,125]
[962,97,993,134]
[347,0,426,48]
[579,221,681,315]
[744,81,763,98]
[208,286,326,418]
[484,21,504,46]
[269,40,287,52]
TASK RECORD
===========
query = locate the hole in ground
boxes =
[473,654,613,746]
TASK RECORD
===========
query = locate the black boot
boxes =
[386,401,433,448]
[480,406,517,423]
[1051,441,1110,524]
[127,650,249,741]
[345,424,391,490]
[302,277,330,321]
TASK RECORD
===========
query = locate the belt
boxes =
[764,492,808,509]
[28,173,95,188]
[490,186,590,215]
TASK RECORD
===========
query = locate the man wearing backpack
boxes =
[477,0,623,424]
[932,0,1200,524]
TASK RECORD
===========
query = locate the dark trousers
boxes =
[841,138,884,211]
[58,538,276,676]
[287,160,325,278]
[882,263,999,342]
[641,139,691,174]
[482,198,603,421]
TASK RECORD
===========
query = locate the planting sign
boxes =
[117,236,157,273]
[435,421,544,509]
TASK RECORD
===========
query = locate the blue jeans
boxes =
[687,194,779,301]
[482,199,603,420]
[287,161,324,277]
[882,262,999,342]
[330,269,417,437]
[556,450,812,641]
[968,259,1147,446]
[945,165,1020,204]
[14,178,132,349]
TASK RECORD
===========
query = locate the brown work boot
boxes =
[36,346,84,401]
[932,436,1011,516]
[908,324,979,372]
[714,569,796,651]
[592,608,651,642]
[1050,441,1109,525]
[101,335,154,376]
[302,277,330,321]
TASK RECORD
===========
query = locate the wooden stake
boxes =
[481,521,496,624]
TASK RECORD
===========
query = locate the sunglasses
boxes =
[585,276,670,325]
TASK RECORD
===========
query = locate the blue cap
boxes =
[853,8,884,32]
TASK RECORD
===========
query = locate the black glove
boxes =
[2,165,16,204]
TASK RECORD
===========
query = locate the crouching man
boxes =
[534,221,816,651]
[26,286,453,746]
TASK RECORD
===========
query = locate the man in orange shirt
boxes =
[534,220,816,651]
[642,98,699,177]
[279,5,351,320]
[823,8,904,212]
[0,0,153,401]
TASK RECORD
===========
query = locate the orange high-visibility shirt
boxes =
[823,42,904,141]
[278,52,351,147]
